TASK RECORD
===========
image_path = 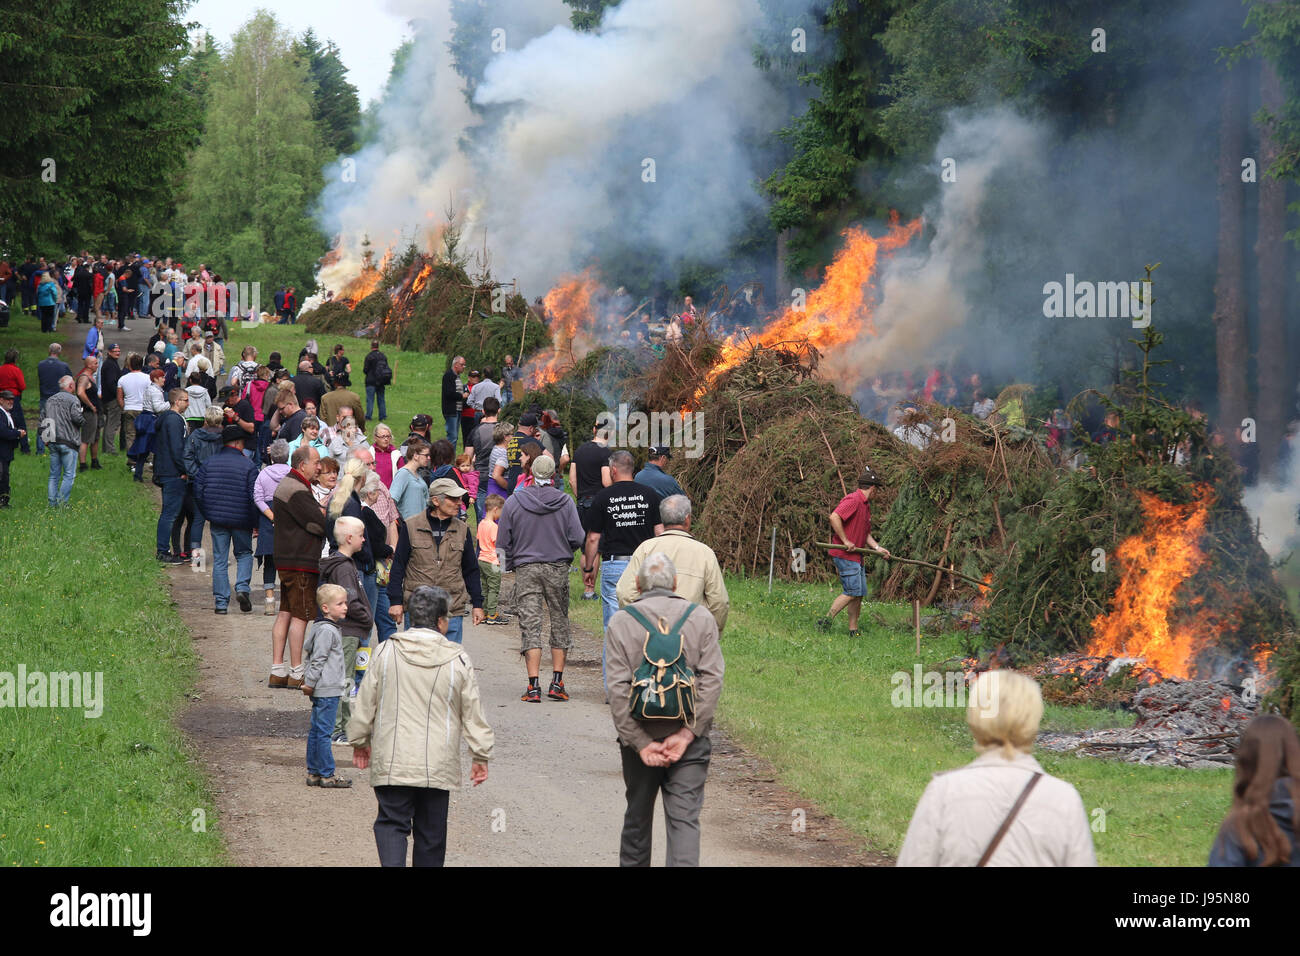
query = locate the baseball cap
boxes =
[648,445,671,459]
[858,465,884,487]
[428,478,464,499]
[107,342,120,352]
[411,413,432,429]
[0,390,15,400]
[519,413,538,428]
[531,455,556,480]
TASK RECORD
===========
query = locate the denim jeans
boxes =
[599,558,629,691]
[366,385,387,422]
[190,502,206,551]
[47,444,78,506]
[35,398,49,453]
[307,696,340,778]
[405,612,462,643]
[210,526,253,609]
[444,414,459,447]
[156,477,187,552]
[375,582,396,642]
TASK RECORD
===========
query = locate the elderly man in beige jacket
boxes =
[615,494,729,634]
[897,669,1096,867]
[349,585,494,867]
[607,553,725,867]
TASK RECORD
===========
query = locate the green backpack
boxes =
[622,603,698,725]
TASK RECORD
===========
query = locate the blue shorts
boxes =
[832,556,866,598]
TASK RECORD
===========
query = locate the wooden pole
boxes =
[813,543,989,588]
[913,600,921,655]
[767,526,777,593]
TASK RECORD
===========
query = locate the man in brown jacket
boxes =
[270,444,325,688]
[606,552,724,867]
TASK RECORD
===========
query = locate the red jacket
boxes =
[0,363,26,396]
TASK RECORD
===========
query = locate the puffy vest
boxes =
[402,510,471,616]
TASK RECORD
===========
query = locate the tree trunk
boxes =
[1214,66,1249,450]
[1256,60,1289,480]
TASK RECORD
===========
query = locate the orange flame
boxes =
[524,270,602,390]
[692,213,923,404]
[1087,486,1218,678]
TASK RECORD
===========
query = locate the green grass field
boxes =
[0,453,226,866]
[569,572,1232,866]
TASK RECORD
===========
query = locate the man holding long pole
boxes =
[817,466,889,639]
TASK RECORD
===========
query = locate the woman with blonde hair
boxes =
[1209,714,1300,866]
[897,670,1096,867]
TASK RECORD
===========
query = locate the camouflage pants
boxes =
[515,560,572,653]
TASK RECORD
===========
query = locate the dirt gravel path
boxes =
[168,553,881,866]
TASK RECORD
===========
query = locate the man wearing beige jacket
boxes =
[615,494,729,635]
[348,585,494,867]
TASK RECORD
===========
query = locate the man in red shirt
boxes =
[818,466,890,638]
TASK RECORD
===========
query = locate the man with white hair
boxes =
[45,375,84,506]
[497,455,585,703]
[605,552,724,867]
[616,494,729,634]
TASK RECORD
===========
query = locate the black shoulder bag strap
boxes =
[976,772,1043,867]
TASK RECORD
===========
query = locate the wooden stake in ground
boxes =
[767,526,777,594]
[913,600,921,656]
[813,543,990,588]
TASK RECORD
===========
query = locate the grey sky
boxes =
[185,0,412,105]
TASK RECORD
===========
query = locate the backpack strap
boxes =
[623,602,698,639]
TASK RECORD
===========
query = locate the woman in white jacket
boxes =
[348,585,493,867]
[897,670,1097,867]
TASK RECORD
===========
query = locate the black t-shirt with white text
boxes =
[589,480,661,556]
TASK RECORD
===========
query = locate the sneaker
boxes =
[331,731,348,744]
[90,460,102,470]
[547,679,569,702]
[237,591,252,613]
[318,775,352,789]
[305,774,322,787]
[521,684,541,703]
[484,614,510,626]
[214,607,227,615]
[581,591,597,600]
[815,616,832,633]
[156,550,184,564]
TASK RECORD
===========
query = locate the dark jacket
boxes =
[496,483,584,572]
[194,446,258,530]
[1209,778,1300,867]
[151,409,188,479]
[442,367,461,416]
[363,349,389,387]
[184,425,223,478]
[292,373,325,412]
[273,469,326,573]
[37,357,72,401]
[318,551,374,640]
[0,405,21,463]
[634,462,684,500]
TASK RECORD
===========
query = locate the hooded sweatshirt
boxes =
[185,383,211,423]
[347,628,494,790]
[318,551,374,639]
[495,481,584,572]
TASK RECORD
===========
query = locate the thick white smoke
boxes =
[318,0,793,295]
[1244,431,1300,560]
[823,110,1048,389]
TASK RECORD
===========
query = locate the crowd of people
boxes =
[3,298,1295,868]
